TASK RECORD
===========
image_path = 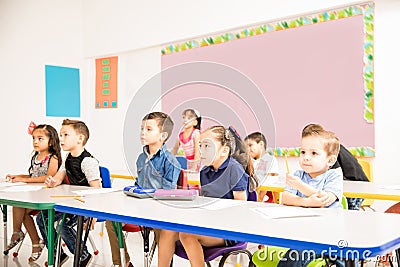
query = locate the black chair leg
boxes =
[218,250,254,267]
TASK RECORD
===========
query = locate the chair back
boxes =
[357,159,373,182]
[176,156,187,169]
[174,192,256,265]
[248,190,258,202]
[385,202,400,214]
[341,196,348,210]
[174,240,250,262]
[100,166,112,188]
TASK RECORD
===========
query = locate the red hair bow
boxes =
[28,121,37,135]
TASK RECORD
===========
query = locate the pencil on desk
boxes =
[51,195,85,203]
[74,197,85,203]
[51,195,82,198]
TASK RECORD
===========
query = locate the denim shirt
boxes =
[136,144,180,189]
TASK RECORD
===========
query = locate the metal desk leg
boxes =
[141,227,151,267]
[345,259,356,267]
[115,222,126,267]
[2,205,7,255]
[47,209,55,267]
[73,215,85,267]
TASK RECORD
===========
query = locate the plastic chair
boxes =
[122,224,157,267]
[173,191,258,267]
[176,156,187,169]
[252,246,289,267]
[378,202,400,267]
[357,159,375,211]
[78,166,111,256]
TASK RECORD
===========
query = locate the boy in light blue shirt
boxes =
[283,126,343,209]
[278,125,343,267]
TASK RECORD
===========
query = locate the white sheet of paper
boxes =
[0,182,27,188]
[0,185,44,192]
[252,206,320,219]
[379,184,400,190]
[72,187,121,196]
[199,199,246,210]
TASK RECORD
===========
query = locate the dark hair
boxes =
[29,124,62,174]
[62,119,90,145]
[206,125,258,192]
[302,123,340,157]
[244,132,267,150]
[182,109,201,130]
[142,112,174,142]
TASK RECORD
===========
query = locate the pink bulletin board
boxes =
[161,3,374,157]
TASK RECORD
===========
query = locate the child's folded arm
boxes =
[286,173,318,197]
[321,191,339,207]
[282,191,325,208]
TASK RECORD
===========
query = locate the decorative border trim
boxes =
[161,3,374,124]
[162,3,375,156]
[268,146,375,158]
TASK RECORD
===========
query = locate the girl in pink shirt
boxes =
[171,109,201,168]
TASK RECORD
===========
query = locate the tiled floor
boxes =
[1,193,398,267]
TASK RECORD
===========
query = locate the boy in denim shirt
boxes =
[106,111,181,267]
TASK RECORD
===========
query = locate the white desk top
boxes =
[343,180,400,201]
[0,184,90,209]
[55,191,400,259]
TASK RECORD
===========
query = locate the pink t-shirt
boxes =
[179,129,200,160]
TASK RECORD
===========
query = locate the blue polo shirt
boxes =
[136,144,181,189]
[285,169,343,209]
[200,157,249,199]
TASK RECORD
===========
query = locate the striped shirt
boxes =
[179,129,199,160]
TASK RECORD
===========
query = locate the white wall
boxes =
[83,0,400,182]
[0,0,84,177]
[1,0,399,182]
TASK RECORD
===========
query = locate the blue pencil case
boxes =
[123,186,156,198]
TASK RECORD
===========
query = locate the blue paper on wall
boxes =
[45,65,80,117]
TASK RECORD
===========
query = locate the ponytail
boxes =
[227,126,258,192]
[207,125,259,192]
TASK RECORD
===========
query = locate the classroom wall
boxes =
[0,0,84,176]
[2,0,400,182]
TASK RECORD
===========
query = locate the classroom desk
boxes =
[55,191,400,267]
[0,184,89,267]
[343,181,400,201]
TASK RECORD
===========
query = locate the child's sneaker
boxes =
[60,252,69,266]
[44,252,69,267]
[80,253,93,267]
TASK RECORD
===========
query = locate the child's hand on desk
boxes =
[44,176,57,188]
[5,174,17,182]
[285,173,302,189]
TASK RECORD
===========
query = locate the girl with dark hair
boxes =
[158,125,257,267]
[171,109,202,170]
[5,124,61,262]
